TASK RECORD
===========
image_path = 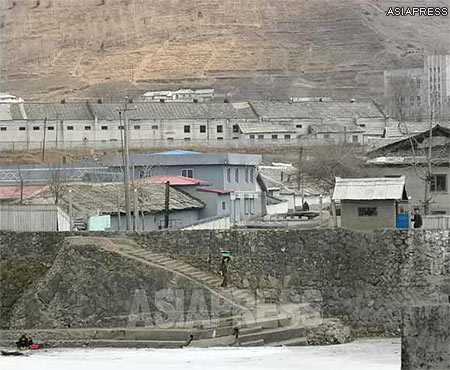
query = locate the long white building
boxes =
[0,99,386,150]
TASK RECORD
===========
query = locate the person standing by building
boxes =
[412,207,423,228]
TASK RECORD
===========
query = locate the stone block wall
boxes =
[401,304,450,370]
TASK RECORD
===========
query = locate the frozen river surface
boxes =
[2,338,400,370]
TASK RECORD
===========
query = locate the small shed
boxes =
[332,176,408,230]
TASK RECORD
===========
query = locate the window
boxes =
[0,127,6,131]
[284,134,291,140]
[184,137,191,141]
[151,125,158,129]
[118,125,124,130]
[19,127,26,131]
[250,168,254,183]
[358,207,378,217]
[227,168,231,183]
[222,201,226,211]
[258,134,264,140]
[217,125,223,133]
[272,134,278,140]
[249,134,255,140]
[167,137,174,141]
[67,126,74,131]
[352,135,358,143]
[245,168,249,182]
[101,126,108,130]
[410,96,414,106]
[250,198,254,214]
[323,133,330,139]
[233,137,239,140]
[296,125,302,128]
[359,124,366,128]
[200,125,206,133]
[235,168,239,183]
[244,199,250,215]
[47,126,54,130]
[85,126,91,130]
[217,137,223,140]
[33,126,40,130]
[233,125,240,133]
[134,125,141,130]
[416,96,421,105]
[184,125,190,133]
[430,174,447,192]
[181,169,194,178]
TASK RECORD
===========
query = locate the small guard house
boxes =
[332,176,409,230]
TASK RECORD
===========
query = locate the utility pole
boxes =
[116,98,136,230]
[164,181,170,229]
[41,117,47,162]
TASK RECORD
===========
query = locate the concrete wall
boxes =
[341,200,396,230]
[378,166,450,215]
[401,304,450,370]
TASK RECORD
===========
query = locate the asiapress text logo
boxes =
[386,7,448,16]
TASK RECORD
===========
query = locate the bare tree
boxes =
[47,166,68,205]
[299,145,372,192]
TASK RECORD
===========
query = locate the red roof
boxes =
[0,185,47,200]
[140,175,207,186]
[196,188,231,194]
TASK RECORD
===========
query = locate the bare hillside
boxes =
[0,0,448,101]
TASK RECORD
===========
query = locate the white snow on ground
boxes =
[1,338,400,370]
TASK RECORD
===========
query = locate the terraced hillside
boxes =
[0,0,448,101]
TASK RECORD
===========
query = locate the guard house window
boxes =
[233,125,240,133]
[430,174,447,192]
[272,134,278,140]
[245,168,249,182]
[181,169,194,178]
[358,207,378,217]
[151,125,158,129]
[249,134,255,140]
[85,126,91,130]
[67,126,74,130]
[101,126,108,130]
[19,127,26,131]
[258,135,264,140]
[217,137,223,140]
[200,125,206,133]
[284,134,291,140]
[33,126,40,130]
[0,127,6,131]
[227,168,231,183]
[235,168,239,183]
[47,126,54,130]
[222,201,226,210]
[134,125,141,130]
[352,135,358,143]
[296,125,302,128]
[118,125,124,130]
[184,125,190,133]
[250,168,254,183]
[217,125,223,133]
[184,138,191,141]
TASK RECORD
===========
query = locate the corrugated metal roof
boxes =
[88,102,257,120]
[0,104,14,120]
[238,122,296,134]
[21,182,204,218]
[251,101,385,119]
[141,175,207,186]
[10,102,94,120]
[332,176,406,200]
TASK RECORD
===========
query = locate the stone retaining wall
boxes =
[401,304,450,370]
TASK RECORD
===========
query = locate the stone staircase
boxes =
[0,236,348,349]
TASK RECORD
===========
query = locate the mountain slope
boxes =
[0,0,448,101]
